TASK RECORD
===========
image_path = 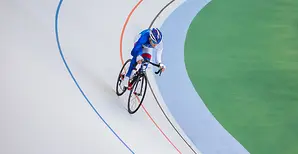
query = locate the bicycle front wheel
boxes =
[116,59,131,96]
[127,73,148,114]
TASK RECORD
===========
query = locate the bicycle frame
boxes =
[139,60,163,75]
[130,60,162,94]
[116,58,163,114]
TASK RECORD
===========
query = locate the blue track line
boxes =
[54,0,135,153]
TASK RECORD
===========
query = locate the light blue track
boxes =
[154,0,250,153]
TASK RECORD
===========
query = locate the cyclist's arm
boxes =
[155,40,164,64]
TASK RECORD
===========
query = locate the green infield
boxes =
[184,0,298,153]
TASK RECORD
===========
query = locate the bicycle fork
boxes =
[132,76,144,96]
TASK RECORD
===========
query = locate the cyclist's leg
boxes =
[123,35,143,88]
[125,55,137,78]
[125,34,141,79]
[123,54,138,88]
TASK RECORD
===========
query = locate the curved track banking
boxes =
[55,0,198,154]
[2,0,246,153]
[0,0,201,153]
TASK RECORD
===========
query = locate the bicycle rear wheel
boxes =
[116,59,131,96]
[127,73,148,114]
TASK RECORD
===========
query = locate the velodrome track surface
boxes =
[1,0,249,154]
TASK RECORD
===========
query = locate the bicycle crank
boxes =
[133,92,142,96]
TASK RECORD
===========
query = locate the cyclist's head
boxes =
[149,28,162,47]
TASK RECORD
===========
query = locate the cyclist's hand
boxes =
[159,63,166,72]
[136,55,143,64]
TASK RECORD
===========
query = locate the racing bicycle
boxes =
[115,59,162,114]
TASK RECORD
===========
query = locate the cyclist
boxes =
[122,27,166,90]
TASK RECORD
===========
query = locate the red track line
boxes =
[120,0,143,65]
[119,1,182,153]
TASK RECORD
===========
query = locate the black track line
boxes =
[148,0,199,154]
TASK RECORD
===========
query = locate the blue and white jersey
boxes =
[131,29,163,64]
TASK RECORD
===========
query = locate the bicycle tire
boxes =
[115,59,131,96]
[127,73,148,114]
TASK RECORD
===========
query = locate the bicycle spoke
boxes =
[129,91,140,110]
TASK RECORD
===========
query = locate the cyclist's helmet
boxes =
[149,28,162,44]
